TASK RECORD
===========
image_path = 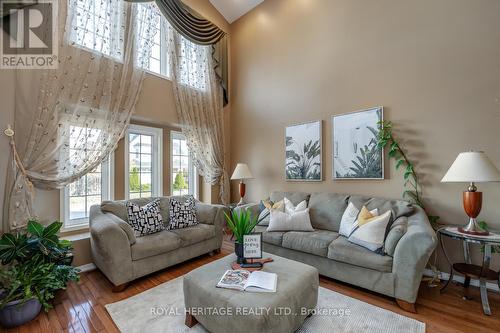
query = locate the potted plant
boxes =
[224,210,259,264]
[0,219,80,328]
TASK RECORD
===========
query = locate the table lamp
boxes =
[231,163,254,205]
[441,151,500,235]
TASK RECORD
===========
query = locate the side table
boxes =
[438,226,500,315]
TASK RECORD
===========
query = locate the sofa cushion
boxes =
[195,202,218,225]
[349,196,414,220]
[270,191,311,206]
[101,197,170,223]
[170,224,216,247]
[308,193,350,231]
[328,236,393,272]
[131,230,182,260]
[254,225,285,246]
[282,230,339,257]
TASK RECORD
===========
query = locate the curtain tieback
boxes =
[4,125,35,198]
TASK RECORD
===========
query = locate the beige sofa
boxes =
[89,196,227,290]
[241,191,437,312]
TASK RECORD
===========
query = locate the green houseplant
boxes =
[224,210,259,264]
[0,219,80,328]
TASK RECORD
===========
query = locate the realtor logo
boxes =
[0,0,58,69]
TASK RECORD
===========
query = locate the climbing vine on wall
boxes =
[377,121,440,229]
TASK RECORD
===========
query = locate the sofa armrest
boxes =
[392,206,437,303]
[89,205,133,286]
[211,204,229,232]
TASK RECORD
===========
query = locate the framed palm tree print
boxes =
[285,120,322,181]
[332,107,384,180]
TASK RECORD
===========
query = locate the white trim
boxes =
[423,269,499,292]
[125,124,163,199]
[77,263,97,273]
[60,153,114,232]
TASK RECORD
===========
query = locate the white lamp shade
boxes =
[441,151,500,183]
[231,163,253,180]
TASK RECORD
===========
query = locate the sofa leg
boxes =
[112,282,129,293]
[209,248,221,256]
[396,299,417,313]
[185,313,198,327]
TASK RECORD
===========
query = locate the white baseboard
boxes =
[76,263,97,273]
[423,268,499,292]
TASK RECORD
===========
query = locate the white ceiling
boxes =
[209,0,264,24]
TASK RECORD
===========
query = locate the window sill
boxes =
[145,69,171,82]
[60,229,90,242]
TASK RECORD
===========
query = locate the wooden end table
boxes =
[438,226,500,315]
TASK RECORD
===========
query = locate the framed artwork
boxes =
[243,233,262,259]
[332,107,384,180]
[285,120,322,181]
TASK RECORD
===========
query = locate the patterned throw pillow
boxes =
[126,199,164,236]
[167,195,198,230]
[338,202,379,238]
[258,199,284,226]
[348,210,393,252]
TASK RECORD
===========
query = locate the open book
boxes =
[216,270,277,293]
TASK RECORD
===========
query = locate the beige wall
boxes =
[229,0,500,270]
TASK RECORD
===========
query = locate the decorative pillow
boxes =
[126,199,164,236]
[267,208,314,232]
[383,216,408,256]
[284,197,308,215]
[167,195,198,230]
[348,210,392,252]
[258,199,284,226]
[339,202,378,238]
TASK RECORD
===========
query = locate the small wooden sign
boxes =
[243,233,262,259]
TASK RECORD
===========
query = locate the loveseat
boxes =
[89,196,227,290]
[242,191,437,312]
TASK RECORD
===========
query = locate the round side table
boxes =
[438,226,500,315]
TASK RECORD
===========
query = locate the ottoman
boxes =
[183,253,319,333]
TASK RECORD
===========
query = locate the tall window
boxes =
[61,126,112,230]
[171,132,197,197]
[69,0,209,91]
[136,3,168,77]
[126,125,163,199]
[69,0,125,59]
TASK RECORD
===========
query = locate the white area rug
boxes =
[106,275,425,333]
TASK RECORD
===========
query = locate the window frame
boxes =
[60,154,114,232]
[124,124,163,200]
[136,3,170,79]
[69,0,125,62]
[170,131,198,198]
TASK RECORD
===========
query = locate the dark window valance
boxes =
[126,0,229,105]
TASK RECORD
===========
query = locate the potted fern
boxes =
[0,219,80,328]
[224,210,259,264]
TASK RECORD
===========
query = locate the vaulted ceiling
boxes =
[209,0,264,23]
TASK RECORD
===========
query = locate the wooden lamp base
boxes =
[460,191,488,236]
[237,181,246,205]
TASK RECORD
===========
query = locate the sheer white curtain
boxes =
[4,0,158,230]
[165,22,229,203]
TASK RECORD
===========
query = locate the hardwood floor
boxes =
[2,237,499,333]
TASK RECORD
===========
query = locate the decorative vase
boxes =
[234,242,246,264]
[0,297,42,328]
